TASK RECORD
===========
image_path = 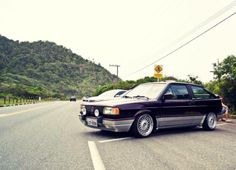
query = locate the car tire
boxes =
[132,113,154,138]
[203,112,217,130]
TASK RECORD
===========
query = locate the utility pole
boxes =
[109,64,120,77]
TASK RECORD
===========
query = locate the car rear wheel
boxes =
[203,112,217,130]
[132,113,154,138]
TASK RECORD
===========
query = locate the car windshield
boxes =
[125,83,166,99]
[98,90,122,98]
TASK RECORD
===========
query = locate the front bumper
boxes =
[79,115,134,132]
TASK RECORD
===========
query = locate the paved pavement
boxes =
[0,101,235,170]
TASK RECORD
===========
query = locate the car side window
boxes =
[191,86,214,99]
[165,85,189,100]
[114,91,125,97]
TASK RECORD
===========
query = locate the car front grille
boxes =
[85,105,104,116]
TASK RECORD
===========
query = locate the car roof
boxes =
[140,81,203,87]
[106,89,126,92]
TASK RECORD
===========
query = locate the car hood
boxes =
[83,96,115,102]
[82,97,155,107]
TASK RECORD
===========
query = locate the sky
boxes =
[1,0,236,82]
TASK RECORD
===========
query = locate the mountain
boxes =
[0,35,119,99]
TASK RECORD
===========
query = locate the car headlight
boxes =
[94,109,99,117]
[81,105,87,115]
[103,107,120,115]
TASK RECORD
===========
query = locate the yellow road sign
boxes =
[154,65,163,73]
[154,73,163,78]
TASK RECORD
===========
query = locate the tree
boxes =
[212,55,236,80]
[208,55,236,113]
[187,75,203,85]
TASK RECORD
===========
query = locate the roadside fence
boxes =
[0,97,40,107]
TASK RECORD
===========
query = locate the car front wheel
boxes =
[203,112,217,130]
[132,113,154,138]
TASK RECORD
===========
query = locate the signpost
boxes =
[154,65,163,81]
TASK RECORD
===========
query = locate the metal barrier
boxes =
[0,97,39,107]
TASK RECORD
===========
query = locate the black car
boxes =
[79,82,223,137]
[70,96,76,102]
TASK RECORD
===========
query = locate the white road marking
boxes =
[98,137,132,143]
[0,105,51,118]
[88,141,106,170]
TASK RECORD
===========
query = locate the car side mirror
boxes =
[162,93,174,102]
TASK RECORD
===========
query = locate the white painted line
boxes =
[88,141,106,170]
[98,137,132,143]
[0,105,50,118]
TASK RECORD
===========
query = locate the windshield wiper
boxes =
[132,95,149,99]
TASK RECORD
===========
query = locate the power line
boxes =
[125,0,236,77]
[125,11,236,78]
[168,0,236,52]
[149,0,236,58]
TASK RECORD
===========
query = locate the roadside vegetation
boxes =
[206,55,236,115]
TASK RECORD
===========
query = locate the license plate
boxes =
[86,118,98,127]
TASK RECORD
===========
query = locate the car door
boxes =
[189,85,218,125]
[158,84,194,128]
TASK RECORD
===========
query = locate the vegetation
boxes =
[206,55,236,114]
[0,35,119,99]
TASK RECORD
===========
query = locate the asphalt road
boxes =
[0,101,235,170]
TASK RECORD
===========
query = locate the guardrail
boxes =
[0,97,40,107]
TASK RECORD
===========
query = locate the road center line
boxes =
[98,137,132,143]
[88,141,106,170]
[0,105,51,118]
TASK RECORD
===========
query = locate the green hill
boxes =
[0,35,119,99]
